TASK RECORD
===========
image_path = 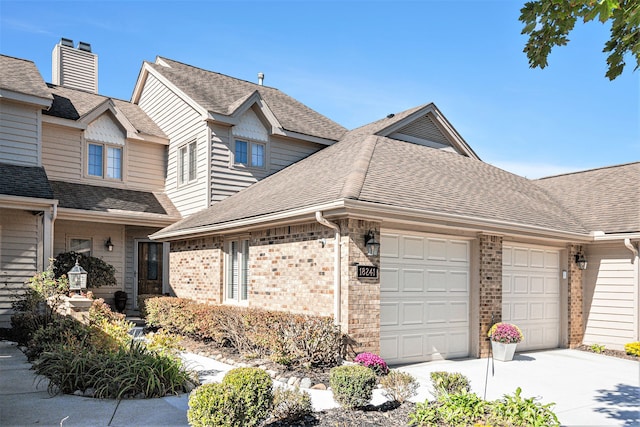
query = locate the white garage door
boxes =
[502,245,561,351]
[380,232,470,365]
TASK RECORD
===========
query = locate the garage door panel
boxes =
[404,236,425,259]
[545,277,560,294]
[449,241,469,262]
[448,331,470,356]
[380,335,399,359]
[402,334,424,358]
[530,302,545,320]
[449,301,469,323]
[450,271,469,292]
[380,302,399,326]
[426,238,447,261]
[531,250,545,268]
[514,248,529,266]
[513,276,529,293]
[380,267,400,292]
[426,270,447,292]
[381,234,400,258]
[425,302,447,324]
[545,302,559,319]
[545,252,559,269]
[402,269,424,292]
[402,302,424,325]
[425,332,446,357]
[530,276,545,293]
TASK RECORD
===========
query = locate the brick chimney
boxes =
[52,38,98,93]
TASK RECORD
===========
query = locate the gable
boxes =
[85,113,126,145]
[388,113,455,151]
[232,108,269,142]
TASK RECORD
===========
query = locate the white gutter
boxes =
[315,211,341,325]
[624,238,639,259]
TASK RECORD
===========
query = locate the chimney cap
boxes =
[77,41,92,52]
[60,38,74,47]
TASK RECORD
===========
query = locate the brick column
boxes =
[478,233,503,357]
[567,244,584,348]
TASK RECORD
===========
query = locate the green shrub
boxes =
[430,371,471,397]
[624,341,640,357]
[490,387,559,426]
[27,315,93,360]
[188,383,236,427]
[270,386,313,422]
[89,298,125,324]
[330,364,376,409]
[380,370,418,403]
[409,392,488,426]
[145,329,184,356]
[53,251,116,288]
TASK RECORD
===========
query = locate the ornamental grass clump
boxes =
[353,352,389,375]
[487,322,523,344]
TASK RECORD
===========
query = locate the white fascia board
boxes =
[56,207,179,227]
[42,114,87,129]
[592,232,640,242]
[342,199,592,242]
[79,100,140,140]
[0,194,58,210]
[150,200,347,241]
[0,88,53,108]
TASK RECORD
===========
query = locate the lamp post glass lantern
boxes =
[68,259,88,294]
[364,230,380,256]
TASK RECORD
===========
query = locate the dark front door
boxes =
[138,242,163,295]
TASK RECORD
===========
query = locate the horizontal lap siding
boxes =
[270,136,321,171]
[138,74,207,216]
[42,124,82,180]
[0,209,39,327]
[583,244,639,350]
[0,100,40,166]
[126,141,166,189]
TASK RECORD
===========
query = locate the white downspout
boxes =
[315,211,341,325]
[624,238,639,260]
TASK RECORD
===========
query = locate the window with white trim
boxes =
[69,238,92,256]
[234,140,265,168]
[88,143,122,180]
[226,239,249,303]
[178,141,197,185]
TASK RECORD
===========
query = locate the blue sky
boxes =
[1,0,638,178]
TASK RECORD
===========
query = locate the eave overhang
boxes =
[56,207,180,227]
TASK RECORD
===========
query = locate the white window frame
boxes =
[178,140,197,186]
[87,142,123,180]
[224,238,250,304]
[234,139,266,169]
[67,236,92,256]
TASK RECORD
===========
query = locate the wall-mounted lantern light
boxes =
[105,237,114,252]
[364,230,380,257]
[68,259,88,294]
[575,252,588,270]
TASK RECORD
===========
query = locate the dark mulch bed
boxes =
[576,344,639,361]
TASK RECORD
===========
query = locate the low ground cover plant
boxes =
[270,386,313,423]
[144,296,343,368]
[353,351,389,375]
[380,370,419,403]
[624,341,640,357]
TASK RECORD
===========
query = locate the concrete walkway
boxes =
[1,340,638,426]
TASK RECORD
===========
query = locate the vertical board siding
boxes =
[583,244,639,350]
[137,74,208,216]
[0,100,40,166]
[42,124,83,180]
[0,209,39,327]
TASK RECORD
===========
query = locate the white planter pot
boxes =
[491,341,517,361]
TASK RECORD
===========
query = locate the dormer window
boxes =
[234,140,265,168]
[88,143,122,180]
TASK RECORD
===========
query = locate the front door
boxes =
[137,241,164,296]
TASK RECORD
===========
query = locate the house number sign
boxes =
[357,265,378,279]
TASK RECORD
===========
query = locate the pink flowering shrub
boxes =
[354,352,389,375]
[488,322,524,344]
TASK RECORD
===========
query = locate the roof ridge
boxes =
[339,135,378,199]
[537,161,640,180]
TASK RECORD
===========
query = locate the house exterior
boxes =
[1,39,637,363]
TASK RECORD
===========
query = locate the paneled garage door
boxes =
[380,232,470,365]
[502,245,561,351]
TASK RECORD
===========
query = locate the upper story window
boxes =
[234,140,265,168]
[88,143,122,180]
[226,239,249,303]
[178,141,197,185]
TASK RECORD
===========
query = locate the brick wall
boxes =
[478,233,503,357]
[249,224,335,316]
[169,236,223,304]
[344,219,381,357]
[567,244,584,348]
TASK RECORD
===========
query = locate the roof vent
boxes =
[387,113,395,118]
[60,38,74,47]
[258,72,264,86]
[77,41,92,52]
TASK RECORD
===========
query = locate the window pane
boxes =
[106,147,122,179]
[88,144,103,177]
[188,142,197,181]
[241,240,249,300]
[229,241,238,299]
[178,146,187,184]
[235,140,248,165]
[147,243,158,281]
[70,238,91,255]
[251,143,264,168]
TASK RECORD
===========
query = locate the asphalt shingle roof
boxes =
[44,85,166,139]
[535,162,640,234]
[158,126,588,237]
[148,57,347,142]
[0,163,54,199]
[0,55,53,101]
[50,181,172,215]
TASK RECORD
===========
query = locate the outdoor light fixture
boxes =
[105,237,113,252]
[364,230,380,256]
[575,252,588,270]
[68,259,88,294]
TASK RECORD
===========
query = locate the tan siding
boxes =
[137,74,208,216]
[270,136,322,172]
[583,244,639,350]
[126,140,166,189]
[53,220,125,302]
[0,209,39,327]
[0,100,40,166]
[42,123,83,180]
